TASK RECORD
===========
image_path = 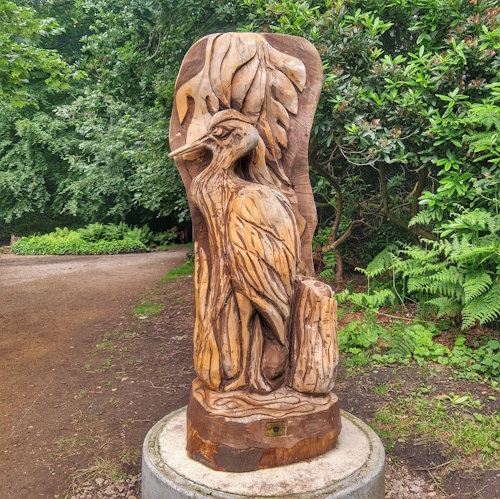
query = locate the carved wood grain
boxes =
[169,33,322,276]
[186,378,342,472]
[287,276,339,394]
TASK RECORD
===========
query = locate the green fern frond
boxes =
[335,289,350,305]
[318,267,336,283]
[348,289,396,309]
[407,275,432,293]
[486,215,500,235]
[400,243,441,262]
[425,296,460,318]
[463,271,493,302]
[408,210,438,227]
[450,244,497,264]
[364,245,399,277]
[427,266,462,284]
[401,261,447,278]
[386,333,418,359]
[462,283,500,328]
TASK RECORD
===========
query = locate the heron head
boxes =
[169,110,259,167]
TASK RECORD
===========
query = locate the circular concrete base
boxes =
[142,407,385,499]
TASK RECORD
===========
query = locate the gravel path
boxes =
[385,458,446,498]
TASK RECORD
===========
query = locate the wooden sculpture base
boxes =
[186,378,342,472]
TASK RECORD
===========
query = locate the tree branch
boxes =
[379,163,436,240]
[412,167,428,217]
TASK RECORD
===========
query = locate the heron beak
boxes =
[168,135,209,159]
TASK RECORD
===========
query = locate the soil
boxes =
[0,249,191,498]
[1,255,499,498]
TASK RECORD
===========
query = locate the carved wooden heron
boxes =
[170,110,300,392]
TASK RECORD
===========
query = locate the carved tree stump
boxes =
[186,378,341,472]
[287,276,339,394]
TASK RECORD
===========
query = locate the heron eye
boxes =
[212,126,232,139]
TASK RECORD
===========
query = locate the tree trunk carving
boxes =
[169,32,341,471]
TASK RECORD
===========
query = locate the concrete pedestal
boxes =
[142,407,385,499]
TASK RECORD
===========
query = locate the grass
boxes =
[373,392,500,468]
[71,456,129,483]
[131,261,194,319]
[134,301,164,317]
[158,261,194,283]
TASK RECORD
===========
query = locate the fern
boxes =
[364,245,399,277]
[425,296,461,318]
[318,267,336,282]
[318,250,337,283]
[348,289,396,309]
[463,271,493,302]
[462,283,500,328]
[386,332,418,360]
[335,289,350,305]
[408,209,439,227]
[426,267,464,298]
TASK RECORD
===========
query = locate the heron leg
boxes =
[223,291,251,391]
[248,313,271,393]
[223,291,270,392]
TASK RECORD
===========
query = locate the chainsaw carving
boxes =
[169,33,340,472]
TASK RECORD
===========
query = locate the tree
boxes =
[0,0,77,106]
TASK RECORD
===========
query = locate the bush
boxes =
[9,222,179,255]
[12,232,147,255]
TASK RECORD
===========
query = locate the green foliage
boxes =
[374,322,451,366]
[338,311,500,380]
[11,232,147,255]
[0,0,81,106]
[10,221,177,255]
[357,209,500,329]
[452,335,500,380]
[373,392,500,467]
[317,250,337,282]
[338,314,385,354]
[348,289,396,309]
[3,0,500,279]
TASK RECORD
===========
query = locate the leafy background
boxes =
[1,0,500,331]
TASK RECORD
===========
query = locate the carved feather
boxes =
[229,185,299,344]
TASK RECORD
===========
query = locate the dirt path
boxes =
[0,249,189,498]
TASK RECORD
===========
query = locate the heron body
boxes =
[190,151,299,392]
[170,110,301,392]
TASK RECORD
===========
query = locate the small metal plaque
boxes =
[266,422,285,437]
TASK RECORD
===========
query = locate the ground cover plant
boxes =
[10,222,177,255]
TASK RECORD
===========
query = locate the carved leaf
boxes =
[267,44,306,91]
[176,33,306,162]
[231,54,260,111]
[269,69,298,114]
[176,35,219,125]
[241,63,266,122]
[209,34,231,107]
[219,34,257,108]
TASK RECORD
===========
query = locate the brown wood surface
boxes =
[169,33,323,276]
[169,33,333,395]
[169,34,341,469]
[288,276,339,393]
[186,378,342,472]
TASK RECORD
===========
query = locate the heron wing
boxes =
[229,185,300,343]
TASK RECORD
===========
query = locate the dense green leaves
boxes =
[0,0,80,106]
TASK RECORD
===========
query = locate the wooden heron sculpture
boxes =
[167,32,341,472]
[170,109,299,393]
